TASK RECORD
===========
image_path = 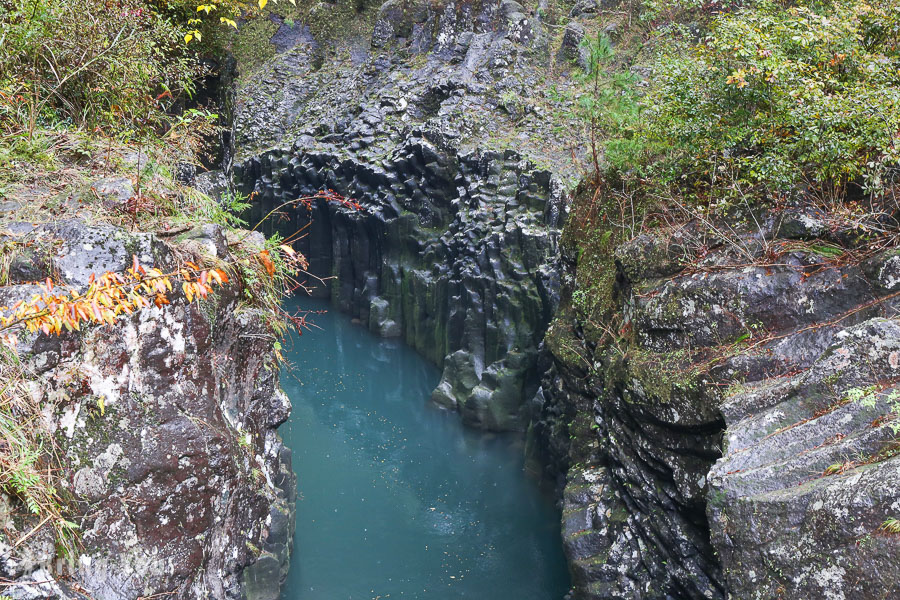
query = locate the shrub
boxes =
[0,0,210,138]
[612,0,900,204]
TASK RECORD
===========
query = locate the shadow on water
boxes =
[279,297,571,599]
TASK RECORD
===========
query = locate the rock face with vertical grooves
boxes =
[230,0,577,430]
[227,0,900,596]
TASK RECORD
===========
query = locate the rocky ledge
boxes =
[537,202,900,599]
[0,219,295,600]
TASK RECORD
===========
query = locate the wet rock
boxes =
[232,0,568,431]
[863,247,900,293]
[602,22,620,43]
[193,170,230,202]
[269,17,314,53]
[570,0,599,16]
[369,297,401,337]
[43,219,168,287]
[459,350,535,430]
[5,247,49,283]
[614,232,686,282]
[709,318,900,599]
[432,349,482,411]
[537,205,900,599]
[180,223,228,258]
[777,205,829,239]
[559,22,588,69]
[91,177,135,208]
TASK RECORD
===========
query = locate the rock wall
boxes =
[537,201,900,599]
[222,0,900,597]
[0,221,295,600]
[230,0,577,430]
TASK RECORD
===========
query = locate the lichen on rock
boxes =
[536,194,900,599]
[0,218,295,600]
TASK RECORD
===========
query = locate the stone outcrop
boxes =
[229,0,580,430]
[709,318,900,598]
[536,201,900,599]
[0,220,295,600]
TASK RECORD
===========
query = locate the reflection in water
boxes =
[280,298,571,599]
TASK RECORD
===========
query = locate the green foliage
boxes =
[0,0,207,137]
[575,33,641,175]
[879,517,900,534]
[0,131,55,192]
[639,0,706,24]
[847,385,900,433]
[610,0,900,203]
[202,190,252,227]
[846,384,880,408]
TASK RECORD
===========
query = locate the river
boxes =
[279,297,571,599]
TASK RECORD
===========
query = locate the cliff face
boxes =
[210,1,900,598]
[537,198,900,599]
[230,0,577,431]
[0,220,294,600]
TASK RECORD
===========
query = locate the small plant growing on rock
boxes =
[846,386,900,434]
[877,517,900,535]
[0,347,81,558]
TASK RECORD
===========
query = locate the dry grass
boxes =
[0,346,78,559]
[0,120,225,231]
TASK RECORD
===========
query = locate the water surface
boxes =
[279,297,570,600]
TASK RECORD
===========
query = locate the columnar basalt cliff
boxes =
[0,221,295,600]
[229,0,578,431]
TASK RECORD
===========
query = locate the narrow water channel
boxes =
[279,297,571,599]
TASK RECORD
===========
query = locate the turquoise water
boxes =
[279,298,571,600]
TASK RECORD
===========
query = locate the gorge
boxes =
[228,0,900,597]
[1,0,899,599]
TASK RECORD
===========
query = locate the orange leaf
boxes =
[258,250,276,276]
